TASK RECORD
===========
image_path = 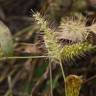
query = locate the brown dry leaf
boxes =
[65,75,83,96]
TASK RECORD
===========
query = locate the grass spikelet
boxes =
[33,12,61,61]
[61,42,94,61]
[65,75,83,96]
[58,16,88,42]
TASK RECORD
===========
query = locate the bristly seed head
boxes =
[33,12,62,61]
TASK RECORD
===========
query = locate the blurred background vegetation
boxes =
[0,0,96,96]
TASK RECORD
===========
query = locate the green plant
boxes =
[33,12,96,96]
[33,12,66,96]
[1,11,96,96]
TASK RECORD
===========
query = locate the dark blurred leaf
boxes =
[0,21,13,56]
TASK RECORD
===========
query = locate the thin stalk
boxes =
[49,59,53,96]
[0,56,54,60]
[59,59,67,96]
[5,76,13,96]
